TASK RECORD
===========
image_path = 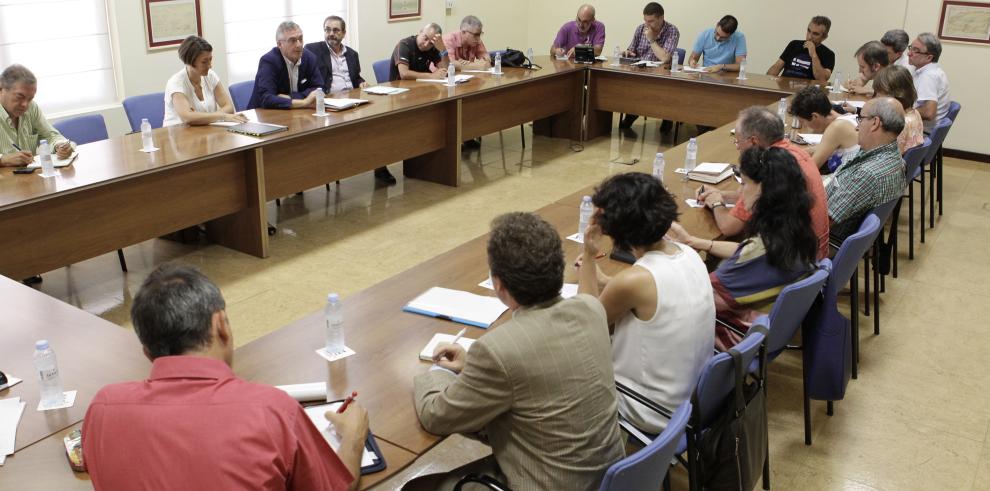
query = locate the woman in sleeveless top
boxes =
[668,147,819,350]
[873,65,924,154]
[163,36,247,127]
[578,172,715,434]
[790,85,859,173]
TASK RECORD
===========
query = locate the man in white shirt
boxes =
[881,29,913,73]
[908,32,950,132]
[305,16,367,93]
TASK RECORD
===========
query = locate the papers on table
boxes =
[420,333,476,361]
[315,345,356,363]
[685,198,704,208]
[478,278,578,299]
[363,86,409,95]
[37,390,77,412]
[26,151,77,169]
[631,60,662,68]
[1,397,26,465]
[688,162,734,184]
[275,382,327,402]
[303,402,380,468]
[682,66,707,73]
[324,98,369,111]
[462,68,495,74]
[417,74,474,84]
[798,133,824,145]
[0,375,22,392]
[403,287,508,329]
[566,232,584,244]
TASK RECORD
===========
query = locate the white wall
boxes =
[54,0,985,154]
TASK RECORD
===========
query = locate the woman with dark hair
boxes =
[873,65,923,153]
[789,85,859,173]
[163,35,247,126]
[669,147,818,349]
[578,172,714,433]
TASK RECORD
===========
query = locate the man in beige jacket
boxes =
[410,212,625,491]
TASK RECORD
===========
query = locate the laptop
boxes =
[574,44,596,64]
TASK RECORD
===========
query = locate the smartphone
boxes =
[13,168,37,174]
[63,429,86,472]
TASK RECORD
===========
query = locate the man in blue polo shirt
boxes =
[688,15,746,73]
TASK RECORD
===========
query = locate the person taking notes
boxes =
[163,36,246,126]
[687,15,746,73]
[551,4,606,58]
[0,64,74,167]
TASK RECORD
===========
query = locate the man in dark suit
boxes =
[247,21,324,110]
[305,15,366,93]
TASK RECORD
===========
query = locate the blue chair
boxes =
[755,266,830,364]
[599,401,692,491]
[920,117,952,235]
[122,92,165,132]
[903,137,932,261]
[228,80,254,112]
[932,102,960,219]
[675,48,686,65]
[372,59,391,84]
[946,100,961,122]
[52,114,127,272]
[861,195,902,331]
[803,216,882,444]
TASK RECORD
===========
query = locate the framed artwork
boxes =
[937,1,990,44]
[143,0,203,50]
[388,0,421,21]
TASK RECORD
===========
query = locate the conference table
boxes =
[0,59,816,488]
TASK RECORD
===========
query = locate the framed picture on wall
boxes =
[389,0,421,21]
[143,0,203,50]
[937,1,990,44]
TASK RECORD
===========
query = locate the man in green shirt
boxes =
[0,64,74,167]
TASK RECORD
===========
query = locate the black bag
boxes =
[696,342,769,490]
[496,48,539,69]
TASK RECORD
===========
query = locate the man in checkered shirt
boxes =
[619,2,679,131]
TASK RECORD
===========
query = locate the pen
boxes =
[337,391,358,413]
[450,327,467,346]
[11,143,22,151]
[572,251,608,268]
[697,185,705,198]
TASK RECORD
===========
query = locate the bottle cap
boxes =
[656,152,664,158]
[36,339,49,350]
[582,195,592,202]
[141,118,149,123]
[327,293,340,302]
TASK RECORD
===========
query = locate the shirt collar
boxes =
[852,141,899,164]
[326,41,348,57]
[283,55,301,69]
[0,103,11,126]
[149,355,235,381]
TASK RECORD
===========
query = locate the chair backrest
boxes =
[763,266,829,359]
[599,401,692,491]
[373,59,391,84]
[692,329,766,430]
[826,214,882,299]
[923,117,952,164]
[869,196,900,227]
[675,48,686,63]
[946,100,961,122]
[52,114,109,145]
[903,136,931,180]
[228,80,254,112]
[121,92,165,132]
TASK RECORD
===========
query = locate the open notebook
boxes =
[419,332,476,361]
[303,401,386,474]
[26,151,77,169]
[403,287,507,328]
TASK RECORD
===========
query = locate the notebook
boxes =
[324,98,369,111]
[797,133,824,145]
[688,162,734,184]
[302,401,386,474]
[403,287,508,328]
[419,333,476,361]
[226,122,288,137]
[26,151,77,169]
[363,86,409,95]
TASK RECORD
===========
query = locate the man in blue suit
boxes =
[248,21,325,110]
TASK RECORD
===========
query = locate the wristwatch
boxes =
[709,201,726,209]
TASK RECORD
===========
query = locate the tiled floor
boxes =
[33,119,990,490]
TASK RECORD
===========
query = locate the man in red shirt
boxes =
[82,264,368,490]
[698,106,830,259]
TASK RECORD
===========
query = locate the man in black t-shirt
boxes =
[389,23,450,81]
[766,16,834,82]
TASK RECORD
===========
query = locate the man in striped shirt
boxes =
[619,2,679,131]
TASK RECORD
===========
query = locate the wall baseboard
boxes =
[944,148,990,164]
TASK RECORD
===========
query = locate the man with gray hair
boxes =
[247,21,325,109]
[83,264,370,490]
[908,32,950,132]
[390,22,450,81]
[698,106,830,258]
[881,29,913,72]
[0,64,74,167]
[443,15,490,70]
[827,97,907,240]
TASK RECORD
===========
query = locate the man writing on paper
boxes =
[697,107,830,259]
[83,264,369,491]
[305,15,367,93]
[619,2,680,131]
[248,21,325,110]
[0,64,74,167]
[408,212,624,491]
[765,15,834,82]
[551,4,606,58]
[444,15,490,71]
[687,15,746,73]
[844,41,890,98]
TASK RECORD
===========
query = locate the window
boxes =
[0,0,117,115]
[222,0,349,84]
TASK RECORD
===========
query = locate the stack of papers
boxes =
[797,133,824,145]
[420,333,477,361]
[403,287,508,328]
[324,98,369,111]
[688,162,734,184]
[1,397,27,465]
[303,403,378,467]
[27,151,77,169]
[363,86,409,95]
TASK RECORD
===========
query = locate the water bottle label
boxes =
[39,367,58,381]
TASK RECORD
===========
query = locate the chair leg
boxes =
[874,253,881,336]
[117,249,127,272]
[519,124,526,148]
[762,442,771,490]
[929,162,935,229]
[937,146,944,216]
[920,171,926,243]
[275,198,281,207]
[325,183,330,191]
[863,250,871,317]
[827,400,834,416]
[803,374,812,445]
[908,185,915,259]
[851,267,859,380]
[663,474,672,491]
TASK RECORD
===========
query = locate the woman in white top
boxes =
[789,85,859,173]
[578,172,715,434]
[163,36,246,127]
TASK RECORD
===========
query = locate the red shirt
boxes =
[83,356,353,490]
[730,139,830,259]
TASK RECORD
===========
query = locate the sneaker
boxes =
[22,275,43,285]
[619,114,639,129]
[374,167,397,185]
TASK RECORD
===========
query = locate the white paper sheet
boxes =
[303,403,377,467]
[363,86,409,95]
[417,74,474,84]
[798,133,824,145]
[682,66,707,72]
[275,382,328,402]
[1,397,27,463]
[26,151,77,169]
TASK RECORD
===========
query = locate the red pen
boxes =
[337,391,358,413]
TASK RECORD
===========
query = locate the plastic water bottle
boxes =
[831,71,843,93]
[685,138,698,178]
[37,139,55,177]
[578,195,594,236]
[612,45,621,65]
[140,118,154,151]
[33,340,63,409]
[494,52,502,75]
[324,293,345,355]
[314,88,326,116]
[670,50,680,72]
[447,64,456,86]
[777,98,787,121]
[737,59,747,80]
[526,47,534,63]
[652,152,665,181]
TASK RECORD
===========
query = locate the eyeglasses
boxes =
[465,30,483,37]
[856,113,879,124]
[324,27,343,33]
[908,46,929,55]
